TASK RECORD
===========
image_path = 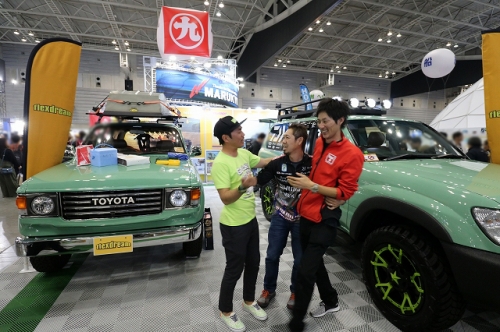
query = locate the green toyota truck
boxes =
[15,92,204,273]
[258,108,500,332]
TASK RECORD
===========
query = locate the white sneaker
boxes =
[220,312,246,332]
[242,301,268,321]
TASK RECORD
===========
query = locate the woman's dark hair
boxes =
[288,123,308,150]
[315,98,350,129]
[452,131,463,140]
[467,136,482,149]
[0,137,8,150]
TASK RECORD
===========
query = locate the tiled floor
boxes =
[0,187,499,331]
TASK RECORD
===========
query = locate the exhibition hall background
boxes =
[0,43,457,133]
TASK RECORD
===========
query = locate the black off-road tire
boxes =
[362,225,465,332]
[30,254,71,273]
[183,232,203,258]
[260,182,275,222]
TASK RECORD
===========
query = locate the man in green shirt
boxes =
[212,116,272,332]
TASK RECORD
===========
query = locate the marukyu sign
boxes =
[157,6,213,58]
[156,68,239,108]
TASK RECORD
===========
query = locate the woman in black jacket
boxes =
[0,137,21,197]
[466,136,490,163]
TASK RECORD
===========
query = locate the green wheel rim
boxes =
[262,185,274,215]
[371,244,424,315]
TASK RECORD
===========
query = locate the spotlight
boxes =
[378,73,382,78]
[219,2,224,8]
[336,65,339,69]
[387,39,392,43]
[287,60,290,63]
[13,30,19,35]
[330,69,333,72]
[274,63,278,67]
[28,31,34,36]
[216,11,221,17]
[348,98,359,108]
[204,0,209,5]
[124,41,129,46]
[319,28,324,32]
[343,66,347,70]
[112,40,117,45]
[387,31,393,36]
[385,75,388,78]
[308,27,313,31]
[35,39,40,43]
[397,33,402,37]
[454,44,459,48]
[365,98,376,108]
[21,38,27,42]
[126,47,131,51]
[392,71,396,75]
[338,70,341,73]
[283,64,287,67]
[114,46,119,50]
[378,38,383,42]
[385,71,389,74]
[382,100,392,109]
[326,21,331,25]
[446,42,451,47]
[278,59,282,62]
[316,20,320,24]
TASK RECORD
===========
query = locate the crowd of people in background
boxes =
[440,131,491,162]
[0,132,23,197]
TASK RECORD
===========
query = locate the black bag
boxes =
[0,150,19,197]
[204,207,214,250]
[1,150,14,174]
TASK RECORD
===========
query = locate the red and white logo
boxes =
[157,6,213,58]
[325,153,336,165]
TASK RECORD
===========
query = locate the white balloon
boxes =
[421,48,456,78]
[310,90,325,108]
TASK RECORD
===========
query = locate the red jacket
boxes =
[297,134,364,223]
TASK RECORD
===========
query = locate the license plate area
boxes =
[93,235,133,256]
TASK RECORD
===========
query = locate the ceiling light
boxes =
[392,71,396,75]
[446,42,451,47]
[114,46,119,50]
[204,0,209,5]
[219,2,224,8]
[217,55,223,60]
[13,30,19,35]
[387,31,393,36]
[319,28,324,32]
[454,44,459,48]
[316,20,320,24]
[274,63,278,67]
[337,70,341,73]
[378,38,383,42]
[112,40,117,45]
[378,73,382,78]
[124,41,129,46]
[35,39,40,43]
[287,60,290,63]
[28,31,34,36]
[308,27,313,31]
[397,33,402,37]
[278,59,282,62]
[283,64,287,67]
[126,47,131,51]
[385,75,388,78]
[343,66,347,70]
[385,71,389,74]
[330,69,333,72]
[326,21,331,25]
[21,38,27,42]
[216,11,221,17]
[336,65,339,69]
[387,39,391,43]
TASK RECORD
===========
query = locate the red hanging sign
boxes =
[157,6,213,59]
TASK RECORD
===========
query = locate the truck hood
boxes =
[376,159,500,203]
[20,159,198,193]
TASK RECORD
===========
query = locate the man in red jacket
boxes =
[286,98,364,332]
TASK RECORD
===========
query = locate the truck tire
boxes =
[260,182,274,221]
[30,254,71,273]
[183,232,203,258]
[362,225,465,332]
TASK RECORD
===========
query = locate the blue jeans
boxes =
[264,214,302,293]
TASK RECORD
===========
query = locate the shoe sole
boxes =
[243,305,268,321]
[310,306,340,318]
[220,317,246,332]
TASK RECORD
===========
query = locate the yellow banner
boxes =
[24,38,81,178]
[482,32,500,164]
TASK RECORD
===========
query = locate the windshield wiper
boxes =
[431,154,466,159]
[384,154,433,161]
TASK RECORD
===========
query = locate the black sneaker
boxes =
[309,301,340,317]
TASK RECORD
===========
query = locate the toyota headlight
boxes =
[169,190,188,207]
[472,207,500,245]
[31,196,55,215]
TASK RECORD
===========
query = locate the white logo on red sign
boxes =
[325,153,336,165]
[169,13,204,50]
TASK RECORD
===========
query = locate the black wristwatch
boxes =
[238,184,247,193]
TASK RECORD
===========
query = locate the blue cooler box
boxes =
[91,148,118,167]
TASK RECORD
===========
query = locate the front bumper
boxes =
[442,242,500,310]
[15,221,202,257]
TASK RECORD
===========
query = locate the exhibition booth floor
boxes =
[0,187,498,332]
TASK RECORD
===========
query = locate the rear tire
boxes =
[362,225,465,332]
[30,254,71,273]
[183,232,203,258]
[260,182,274,221]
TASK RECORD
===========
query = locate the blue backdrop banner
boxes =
[299,84,312,110]
[156,68,239,107]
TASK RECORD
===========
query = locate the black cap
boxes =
[213,116,247,139]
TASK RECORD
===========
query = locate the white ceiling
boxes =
[0,0,496,80]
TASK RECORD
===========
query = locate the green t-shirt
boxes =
[211,148,261,226]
